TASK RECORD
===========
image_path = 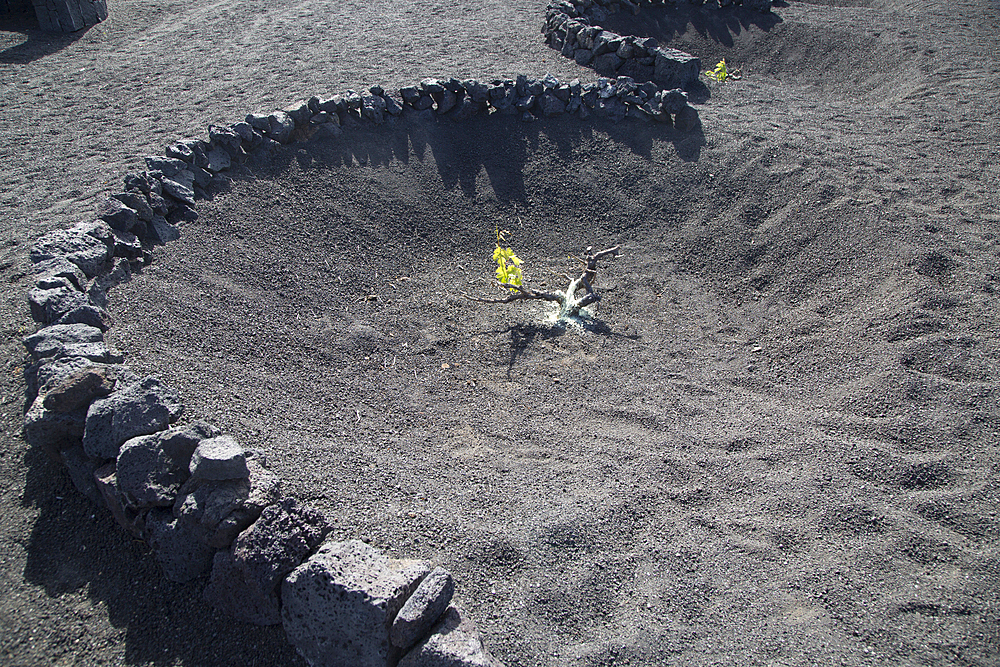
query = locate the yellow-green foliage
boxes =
[704,58,742,82]
[493,227,523,290]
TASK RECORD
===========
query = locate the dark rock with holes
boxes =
[53,305,112,331]
[383,93,403,116]
[147,190,170,216]
[283,101,311,127]
[74,219,116,254]
[450,98,479,122]
[144,155,189,178]
[654,48,701,89]
[87,257,132,310]
[189,435,248,481]
[205,148,231,173]
[112,191,154,223]
[420,78,445,95]
[595,96,627,122]
[538,91,566,117]
[436,89,458,115]
[98,197,140,232]
[148,216,180,245]
[463,80,489,105]
[397,606,504,667]
[591,30,621,56]
[24,323,103,360]
[265,111,295,144]
[61,444,104,505]
[82,376,183,460]
[412,94,434,111]
[146,507,216,582]
[487,84,516,114]
[208,458,281,548]
[42,365,118,413]
[361,94,387,124]
[123,172,151,194]
[190,165,212,189]
[208,125,243,156]
[47,341,122,365]
[391,567,456,650]
[234,498,329,593]
[111,228,143,261]
[175,454,279,548]
[400,86,421,106]
[23,397,88,458]
[95,463,149,538]
[165,142,194,162]
[30,256,87,292]
[27,356,101,403]
[204,497,329,625]
[659,88,689,115]
[166,204,198,225]
[174,476,249,538]
[282,540,431,667]
[593,53,623,77]
[246,112,269,132]
[160,176,196,207]
[231,121,255,144]
[116,421,221,510]
[28,282,90,325]
[30,227,111,278]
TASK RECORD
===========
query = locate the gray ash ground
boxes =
[2,1,999,666]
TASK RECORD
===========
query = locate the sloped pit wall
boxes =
[544,0,771,86]
[21,70,702,666]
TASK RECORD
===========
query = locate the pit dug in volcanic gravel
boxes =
[107,113,998,666]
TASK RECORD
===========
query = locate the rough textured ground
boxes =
[2,0,999,666]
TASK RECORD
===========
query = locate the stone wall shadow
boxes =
[248,108,705,205]
[0,11,89,64]
[20,444,305,666]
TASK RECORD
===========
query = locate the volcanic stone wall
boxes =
[544,0,771,85]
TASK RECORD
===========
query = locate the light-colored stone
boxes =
[392,567,456,650]
[189,435,248,480]
[281,540,431,667]
[398,606,505,667]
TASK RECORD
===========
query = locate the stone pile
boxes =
[543,0,771,87]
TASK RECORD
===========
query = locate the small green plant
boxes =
[493,227,524,291]
[468,231,620,322]
[704,58,742,82]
